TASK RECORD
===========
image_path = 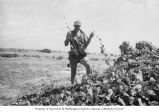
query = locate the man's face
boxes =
[155,65,159,69]
[74,25,81,31]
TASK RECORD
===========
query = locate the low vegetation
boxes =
[0,53,19,58]
[10,41,159,106]
[40,49,52,53]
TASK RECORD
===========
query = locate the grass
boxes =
[0,49,110,105]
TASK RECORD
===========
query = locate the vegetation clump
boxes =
[12,41,159,106]
[40,49,52,53]
[0,53,18,58]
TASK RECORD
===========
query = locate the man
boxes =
[64,20,94,84]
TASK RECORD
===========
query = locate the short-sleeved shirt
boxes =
[66,29,88,51]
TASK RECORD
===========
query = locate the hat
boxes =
[74,20,81,26]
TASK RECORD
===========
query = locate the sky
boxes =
[0,0,159,53]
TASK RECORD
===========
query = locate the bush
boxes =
[32,55,40,58]
[56,56,64,60]
[40,49,52,53]
[119,41,134,55]
[136,41,157,52]
[52,56,56,59]
[0,53,18,58]
[0,48,6,52]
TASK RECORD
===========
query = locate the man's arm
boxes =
[65,39,69,46]
[85,31,95,48]
[64,32,71,46]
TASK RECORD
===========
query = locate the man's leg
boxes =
[80,56,92,75]
[69,53,78,85]
[71,63,77,84]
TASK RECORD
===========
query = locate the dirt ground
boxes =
[0,49,116,105]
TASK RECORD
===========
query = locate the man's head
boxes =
[73,20,81,31]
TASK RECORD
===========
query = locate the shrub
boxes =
[119,41,134,55]
[136,41,157,52]
[0,53,18,58]
[32,55,40,58]
[52,56,55,59]
[40,49,52,53]
[0,48,6,52]
[23,54,30,57]
[56,56,64,60]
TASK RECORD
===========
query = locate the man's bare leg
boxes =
[71,63,77,85]
[80,57,92,75]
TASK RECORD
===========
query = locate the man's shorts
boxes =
[69,51,87,66]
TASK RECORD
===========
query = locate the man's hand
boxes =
[66,32,71,40]
[65,32,71,46]
[85,31,95,48]
[89,31,95,38]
